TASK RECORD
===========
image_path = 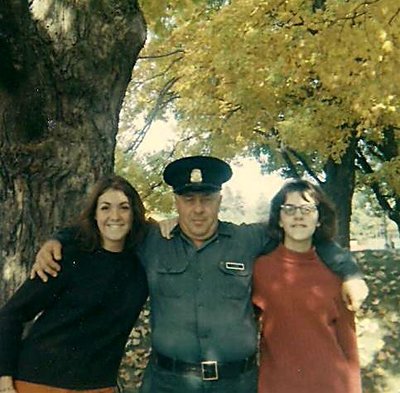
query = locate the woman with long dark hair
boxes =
[0,175,148,393]
[253,179,362,393]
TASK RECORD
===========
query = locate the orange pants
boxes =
[15,381,115,393]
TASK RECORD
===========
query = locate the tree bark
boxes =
[0,0,146,305]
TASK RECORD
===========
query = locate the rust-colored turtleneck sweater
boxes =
[252,244,362,393]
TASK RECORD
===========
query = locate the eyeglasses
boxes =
[280,204,318,216]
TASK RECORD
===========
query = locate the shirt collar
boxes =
[171,220,233,238]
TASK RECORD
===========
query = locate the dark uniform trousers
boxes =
[139,361,257,393]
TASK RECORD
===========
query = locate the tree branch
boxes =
[286,147,324,185]
[388,7,400,25]
[138,49,185,60]
[278,149,299,178]
[132,54,184,87]
[355,147,393,211]
[124,76,180,154]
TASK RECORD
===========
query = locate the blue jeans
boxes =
[139,361,257,393]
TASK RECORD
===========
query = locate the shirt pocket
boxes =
[218,261,252,300]
[155,260,189,298]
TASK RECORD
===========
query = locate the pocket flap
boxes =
[156,259,188,274]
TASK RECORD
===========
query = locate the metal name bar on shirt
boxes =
[225,262,245,271]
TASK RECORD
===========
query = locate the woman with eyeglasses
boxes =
[252,179,362,393]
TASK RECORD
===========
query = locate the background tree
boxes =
[219,186,246,223]
[0,0,146,305]
[130,0,400,246]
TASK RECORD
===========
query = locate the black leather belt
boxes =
[152,351,257,381]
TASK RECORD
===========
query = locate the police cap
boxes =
[163,156,233,195]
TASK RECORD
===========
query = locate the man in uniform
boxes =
[32,156,368,393]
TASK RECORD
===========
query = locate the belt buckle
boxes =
[201,360,219,381]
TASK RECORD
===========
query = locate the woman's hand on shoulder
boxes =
[158,217,178,239]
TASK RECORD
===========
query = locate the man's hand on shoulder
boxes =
[30,240,63,282]
[342,277,369,312]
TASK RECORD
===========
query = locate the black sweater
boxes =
[0,247,148,389]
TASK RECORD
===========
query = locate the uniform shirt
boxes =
[139,221,268,362]
[0,247,148,389]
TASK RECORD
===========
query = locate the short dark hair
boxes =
[267,179,337,244]
[72,175,147,251]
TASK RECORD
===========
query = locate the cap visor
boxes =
[174,183,221,195]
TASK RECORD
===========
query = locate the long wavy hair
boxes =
[71,175,148,251]
[267,179,337,244]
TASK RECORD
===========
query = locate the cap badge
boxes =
[190,168,203,183]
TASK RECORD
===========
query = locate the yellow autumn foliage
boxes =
[136,0,399,192]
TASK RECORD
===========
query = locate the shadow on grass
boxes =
[355,250,400,393]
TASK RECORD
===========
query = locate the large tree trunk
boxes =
[0,0,146,305]
[322,135,358,248]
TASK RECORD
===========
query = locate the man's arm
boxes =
[315,241,361,279]
[315,241,368,311]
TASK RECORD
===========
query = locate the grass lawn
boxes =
[355,249,400,393]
